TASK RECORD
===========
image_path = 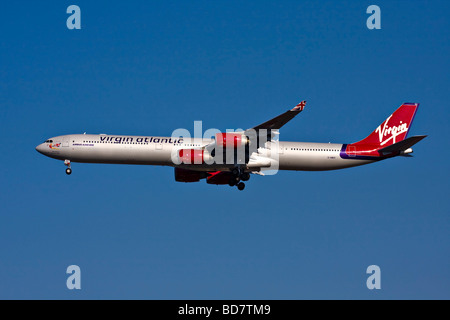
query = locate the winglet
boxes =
[249,99,308,131]
[291,100,307,112]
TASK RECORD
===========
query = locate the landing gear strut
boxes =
[230,167,250,190]
[64,160,72,175]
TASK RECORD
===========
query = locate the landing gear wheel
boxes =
[64,160,72,175]
[241,172,250,181]
[231,168,240,176]
[237,182,245,191]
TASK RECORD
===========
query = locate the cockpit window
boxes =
[45,140,53,143]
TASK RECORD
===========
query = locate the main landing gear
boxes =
[229,168,250,191]
[64,159,72,175]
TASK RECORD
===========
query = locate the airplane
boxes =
[36,101,426,190]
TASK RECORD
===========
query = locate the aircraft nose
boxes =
[35,143,46,155]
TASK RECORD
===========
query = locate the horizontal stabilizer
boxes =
[378,135,427,155]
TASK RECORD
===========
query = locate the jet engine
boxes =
[216,133,249,148]
[178,149,212,164]
[174,167,206,182]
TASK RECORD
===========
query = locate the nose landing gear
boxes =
[64,160,72,175]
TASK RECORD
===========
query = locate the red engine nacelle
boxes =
[174,168,204,182]
[206,171,234,185]
[178,149,212,164]
[216,133,249,148]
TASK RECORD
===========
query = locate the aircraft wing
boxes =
[249,100,307,131]
[204,100,306,154]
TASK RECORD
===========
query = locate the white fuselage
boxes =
[36,134,374,172]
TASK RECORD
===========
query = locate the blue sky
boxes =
[0,0,448,299]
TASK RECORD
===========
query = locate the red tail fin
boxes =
[343,103,419,158]
[353,103,419,147]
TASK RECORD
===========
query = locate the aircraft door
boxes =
[155,138,163,150]
[278,142,284,154]
[62,136,70,147]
